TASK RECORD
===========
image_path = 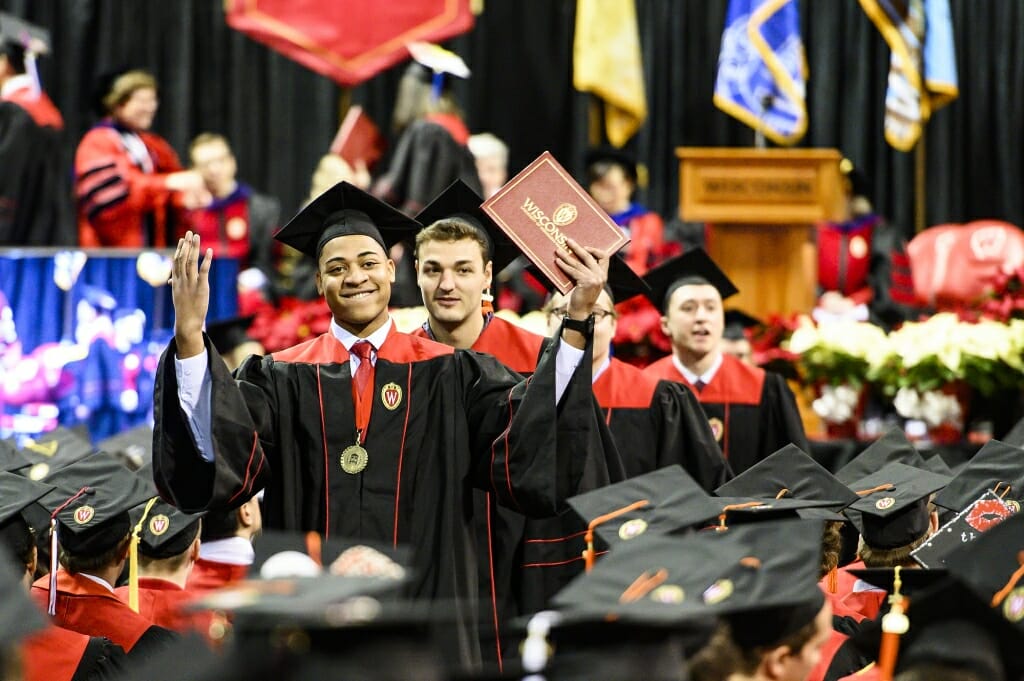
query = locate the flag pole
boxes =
[914,135,926,234]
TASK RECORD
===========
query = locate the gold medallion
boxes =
[340,444,369,474]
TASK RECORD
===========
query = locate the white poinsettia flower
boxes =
[893,387,922,419]
[786,319,820,355]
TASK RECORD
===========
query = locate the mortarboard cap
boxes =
[1003,413,1024,448]
[897,578,1024,681]
[845,566,949,596]
[922,453,954,477]
[933,439,1024,512]
[0,439,28,473]
[723,309,761,341]
[567,465,723,550]
[715,444,858,520]
[274,181,422,262]
[407,41,470,78]
[415,180,522,273]
[712,495,844,525]
[834,427,927,486]
[16,427,95,481]
[40,451,158,556]
[641,249,738,312]
[205,315,257,357]
[529,253,653,306]
[97,424,153,472]
[584,146,638,185]
[911,490,1013,569]
[847,462,950,549]
[0,471,53,529]
[0,551,46,645]
[943,509,1024,609]
[0,13,50,59]
[129,497,202,560]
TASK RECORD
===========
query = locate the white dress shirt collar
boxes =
[672,352,723,386]
[330,317,394,353]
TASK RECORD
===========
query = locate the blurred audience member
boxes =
[468,132,508,199]
[75,69,209,247]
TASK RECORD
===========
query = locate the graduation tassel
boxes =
[582,500,649,572]
[48,487,93,616]
[990,551,1024,608]
[878,566,909,681]
[128,497,160,613]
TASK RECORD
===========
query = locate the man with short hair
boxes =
[186,492,261,593]
[643,249,808,474]
[155,181,616,667]
[183,133,281,291]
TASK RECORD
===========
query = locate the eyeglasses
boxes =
[547,307,617,321]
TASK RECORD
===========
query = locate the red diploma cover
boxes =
[482,151,630,294]
[329,105,386,170]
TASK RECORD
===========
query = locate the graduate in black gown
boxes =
[152,182,618,669]
[642,249,809,475]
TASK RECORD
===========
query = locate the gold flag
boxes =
[573,0,648,147]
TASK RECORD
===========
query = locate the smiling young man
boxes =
[643,249,808,475]
[153,181,615,668]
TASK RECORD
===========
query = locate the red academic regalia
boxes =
[516,358,726,613]
[817,217,879,304]
[615,210,666,275]
[185,558,249,593]
[820,560,887,623]
[181,184,280,277]
[30,571,170,653]
[74,122,185,248]
[3,83,63,129]
[21,624,125,681]
[115,578,210,633]
[152,322,616,668]
[410,315,545,377]
[644,353,809,475]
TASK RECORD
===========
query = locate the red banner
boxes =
[225,0,474,86]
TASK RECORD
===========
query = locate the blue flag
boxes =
[858,0,959,151]
[713,0,808,146]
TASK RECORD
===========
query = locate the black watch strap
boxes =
[561,313,595,336]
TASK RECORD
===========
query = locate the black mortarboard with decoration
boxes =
[527,252,653,306]
[0,551,47,646]
[414,180,522,274]
[846,462,950,550]
[715,443,858,521]
[911,489,1013,569]
[204,315,257,358]
[37,452,157,614]
[834,427,927,486]
[97,424,153,472]
[943,508,1024,612]
[566,465,723,570]
[641,248,739,312]
[274,181,422,261]
[15,427,95,481]
[933,439,1024,513]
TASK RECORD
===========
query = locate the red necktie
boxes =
[351,340,375,394]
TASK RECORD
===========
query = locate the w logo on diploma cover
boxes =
[381,382,403,410]
[713,0,807,145]
[552,203,578,227]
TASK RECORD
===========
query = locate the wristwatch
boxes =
[561,313,595,336]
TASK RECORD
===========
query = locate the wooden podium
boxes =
[676,148,846,319]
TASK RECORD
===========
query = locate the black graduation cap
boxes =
[897,578,1024,681]
[0,439,28,473]
[274,181,422,261]
[715,444,859,520]
[712,495,845,526]
[944,509,1024,607]
[834,427,927,486]
[566,465,723,549]
[129,497,202,560]
[97,424,153,472]
[0,551,47,646]
[1003,414,1024,448]
[0,471,53,530]
[414,180,522,273]
[0,12,50,60]
[846,462,950,550]
[15,427,95,482]
[911,490,1013,569]
[584,146,639,184]
[933,439,1024,512]
[250,530,411,581]
[845,566,949,596]
[641,248,738,312]
[205,315,257,357]
[922,453,954,477]
[722,309,761,341]
[40,451,158,556]
[528,253,653,306]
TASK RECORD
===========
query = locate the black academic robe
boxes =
[645,353,809,475]
[152,323,615,668]
[514,358,728,615]
[0,101,73,246]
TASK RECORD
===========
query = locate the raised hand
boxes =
[171,232,213,358]
[554,237,609,349]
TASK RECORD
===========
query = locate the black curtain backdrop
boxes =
[2,0,1023,240]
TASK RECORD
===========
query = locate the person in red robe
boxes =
[31,453,176,655]
[0,15,73,245]
[642,249,809,474]
[74,69,209,247]
[185,492,261,594]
